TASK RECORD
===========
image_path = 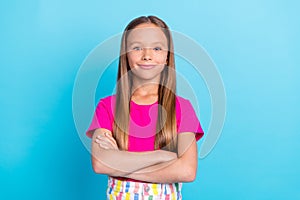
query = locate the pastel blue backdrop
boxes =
[1,0,299,199]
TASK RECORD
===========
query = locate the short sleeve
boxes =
[177,97,204,141]
[86,97,114,138]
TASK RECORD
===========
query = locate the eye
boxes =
[153,47,162,51]
[133,46,142,51]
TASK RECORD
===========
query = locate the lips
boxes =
[137,64,156,69]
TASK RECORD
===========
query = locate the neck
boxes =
[130,79,159,105]
[131,74,161,95]
[131,82,159,96]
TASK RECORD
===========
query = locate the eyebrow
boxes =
[127,41,166,46]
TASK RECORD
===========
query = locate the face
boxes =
[126,23,169,83]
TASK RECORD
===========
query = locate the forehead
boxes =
[126,23,168,45]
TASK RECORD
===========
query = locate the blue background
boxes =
[1,0,299,199]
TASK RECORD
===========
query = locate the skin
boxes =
[91,128,178,177]
[127,23,168,90]
[91,23,198,183]
[94,130,197,183]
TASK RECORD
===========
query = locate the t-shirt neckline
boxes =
[130,100,158,106]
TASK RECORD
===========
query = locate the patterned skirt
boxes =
[106,176,182,200]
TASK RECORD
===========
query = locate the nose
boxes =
[142,48,152,61]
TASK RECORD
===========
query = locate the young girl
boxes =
[87,16,204,200]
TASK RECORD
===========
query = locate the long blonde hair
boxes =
[113,16,177,152]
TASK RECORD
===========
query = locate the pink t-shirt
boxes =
[87,95,204,152]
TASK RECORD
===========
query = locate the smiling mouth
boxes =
[137,64,156,69]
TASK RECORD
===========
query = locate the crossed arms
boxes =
[90,128,198,183]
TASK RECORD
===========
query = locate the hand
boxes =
[94,132,119,150]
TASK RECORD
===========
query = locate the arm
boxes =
[91,128,177,177]
[123,132,198,183]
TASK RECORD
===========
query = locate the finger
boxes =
[94,138,103,144]
[98,139,118,150]
[95,138,111,146]
[94,134,107,143]
[98,140,115,150]
[99,132,115,142]
[97,133,118,148]
[96,140,118,149]
[99,143,109,150]
[105,132,117,146]
[95,132,118,150]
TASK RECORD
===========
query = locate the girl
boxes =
[87,16,204,200]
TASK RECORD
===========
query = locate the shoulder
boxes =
[97,95,116,106]
[175,95,199,117]
[175,95,191,118]
[95,95,116,113]
[175,95,189,104]
[175,95,193,109]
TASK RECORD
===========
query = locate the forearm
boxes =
[123,156,196,183]
[91,128,177,176]
[124,135,198,183]
[92,144,177,176]
[91,129,197,182]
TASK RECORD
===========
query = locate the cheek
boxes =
[156,52,168,63]
[127,53,139,67]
